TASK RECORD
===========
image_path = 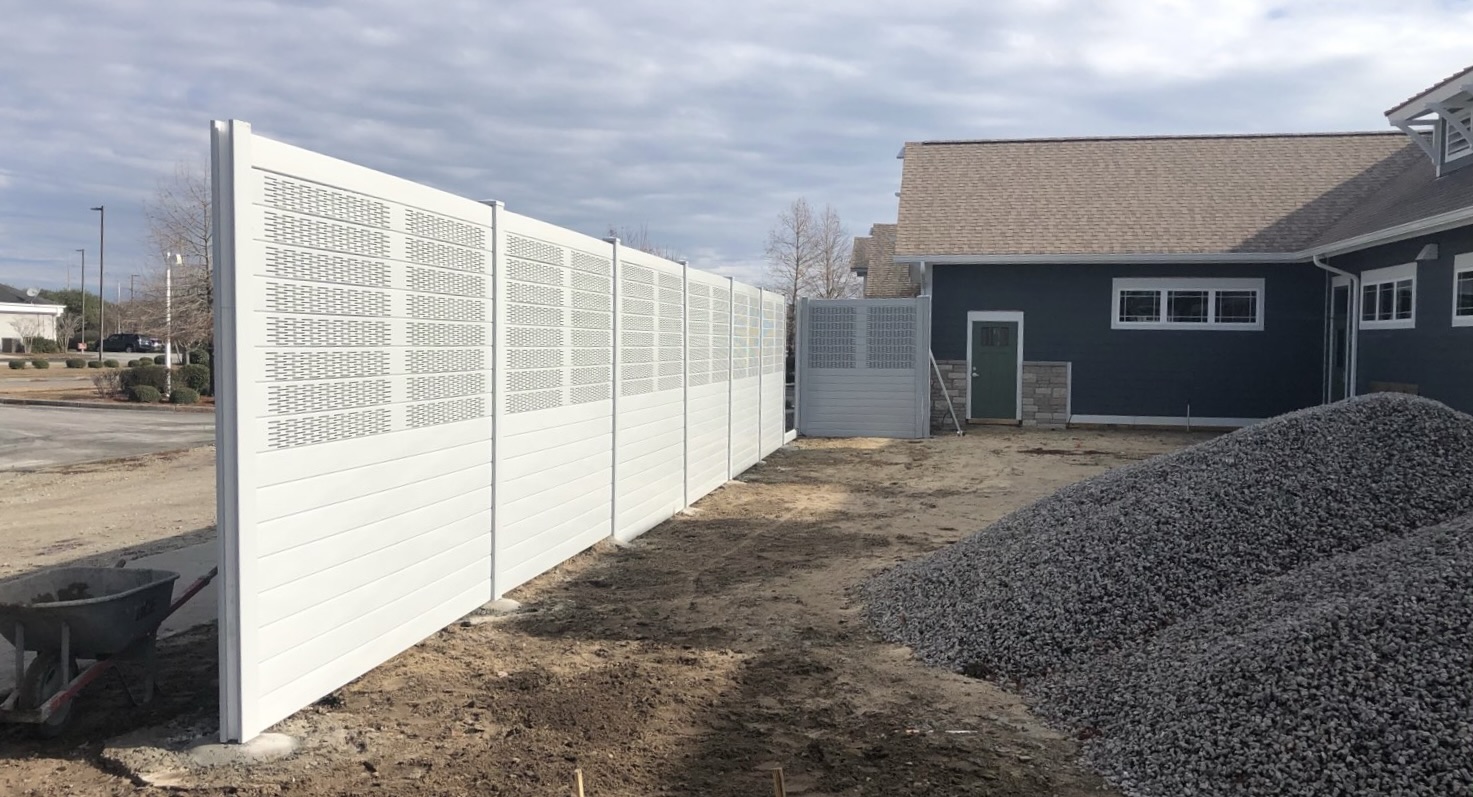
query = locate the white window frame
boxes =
[1454,254,1473,327]
[1359,262,1416,330]
[1110,277,1264,331]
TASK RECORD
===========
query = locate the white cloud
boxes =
[0,0,1470,290]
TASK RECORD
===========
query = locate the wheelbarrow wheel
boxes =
[19,652,79,737]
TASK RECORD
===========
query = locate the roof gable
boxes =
[895,132,1419,259]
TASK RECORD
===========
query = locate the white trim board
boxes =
[1068,414,1260,429]
[965,311,1024,422]
[1452,253,1473,327]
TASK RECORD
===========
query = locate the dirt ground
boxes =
[0,447,217,579]
[0,428,1209,796]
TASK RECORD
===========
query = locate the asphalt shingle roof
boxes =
[0,284,42,304]
[855,223,915,298]
[895,132,1421,258]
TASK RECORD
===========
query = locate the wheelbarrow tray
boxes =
[0,567,180,659]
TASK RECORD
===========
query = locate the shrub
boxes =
[65,358,85,369]
[125,359,139,368]
[7,360,25,370]
[153,355,166,365]
[28,339,61,354]
[103,359,119,368]
[129,385,162,403]
[178,364,211,393]
[120,365,170,393]
[90,370,121,398]
[86,360,102,369]
[188,349,210,366]
[169,387,200,405]
[31,358,50,369]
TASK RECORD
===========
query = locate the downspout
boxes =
[1313,254,1358,399]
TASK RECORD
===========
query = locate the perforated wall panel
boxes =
[214,124,494,743]
[494,212,614,593]
[760,292,786,458]
[686,270,731,502]
[729,283,763,474]
[614,248,686,541]
[797,297,931,439]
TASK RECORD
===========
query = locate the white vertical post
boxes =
[487,200,506,597]
[679,260,690,508]
[725,276,735,480]
[607,236,621,539]
[212,118,258,743]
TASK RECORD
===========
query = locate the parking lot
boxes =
[0,404,214,471]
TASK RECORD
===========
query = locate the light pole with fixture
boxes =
[90,206,105,361]
[164,251,179,395]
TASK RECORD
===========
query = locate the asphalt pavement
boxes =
[0,405,215,471]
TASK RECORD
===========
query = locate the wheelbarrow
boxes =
[0,562,217,736]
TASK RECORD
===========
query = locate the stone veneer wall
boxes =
[1021,361,1070,428]
[930,359,1072,431]
[931,360,967,431]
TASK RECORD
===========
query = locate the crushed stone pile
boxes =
[864,393,1473,680]
[863,393,1473,796]
[1036,512,1473,796]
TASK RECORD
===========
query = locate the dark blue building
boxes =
[870,66,1473,429]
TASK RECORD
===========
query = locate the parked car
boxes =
[101,333,164,353]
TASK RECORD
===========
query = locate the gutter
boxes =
[1313,254,1357,400]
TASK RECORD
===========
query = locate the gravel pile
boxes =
[863,393,1473,795]
[1036,512,1473,796]
[864,393,1473,680]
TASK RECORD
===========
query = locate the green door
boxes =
[970,320,1019,420]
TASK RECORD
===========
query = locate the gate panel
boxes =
[614,246,686,541]
[796,298,931,439]
[494,211,614,593]
[213,122,494,741]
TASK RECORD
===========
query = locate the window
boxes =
[1359,263,1416,330]
[1446,109,1472,163]
[1111,278,1263,331]
[1454,254,1473,327]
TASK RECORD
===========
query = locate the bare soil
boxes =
[0,428,1207,796]
[0,447,217,580]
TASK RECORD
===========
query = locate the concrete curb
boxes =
[0,396,215,414]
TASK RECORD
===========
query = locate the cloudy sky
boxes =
[1,0,1471,294]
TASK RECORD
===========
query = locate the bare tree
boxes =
[12,314,56,353]
[56,310,82,348]
[763,198,817,339]
[607,223,682,261]
[140,162,214,363]
[808,205,859,299]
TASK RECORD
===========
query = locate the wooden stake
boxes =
[771,767,786,797]
[573,768,585,797]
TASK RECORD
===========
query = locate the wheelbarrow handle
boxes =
[165,566,219,621]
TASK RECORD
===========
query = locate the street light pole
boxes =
[165,252,178,395]
[90,206,105,361]
[75,249,85,350]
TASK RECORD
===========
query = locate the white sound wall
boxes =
[213,121,790,743]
